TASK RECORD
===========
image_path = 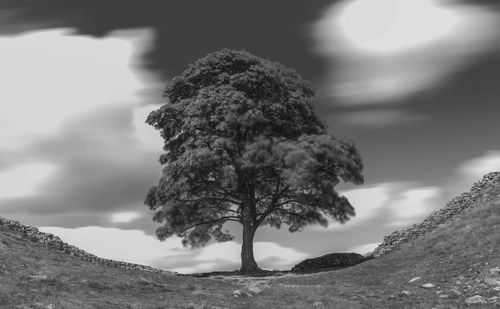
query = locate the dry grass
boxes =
[0,200,499,308]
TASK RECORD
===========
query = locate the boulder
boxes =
[291,252,369,273]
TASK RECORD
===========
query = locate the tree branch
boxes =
[177,216,242,233]
[255,182,289,226]
[179,196,240,208]
[274,208,309,221]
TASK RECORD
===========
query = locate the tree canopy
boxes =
[145,49,364,273]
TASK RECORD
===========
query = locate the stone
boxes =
[485,278,500,286]
[465,295,486,304]
[400,291,412,296]
[312,301,323,307]
[247,286,262,295]
[233,289,252,298]
[450,288,462,295]
[233,290,243,297]
[421,283,435,289]
[490,268,500,276]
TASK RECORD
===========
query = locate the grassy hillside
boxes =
[1,200,499,308]
[273,199,500,308]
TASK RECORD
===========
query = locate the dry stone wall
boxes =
[0,217,176,275]
[370,172,500,257]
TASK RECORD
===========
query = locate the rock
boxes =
[409,277,421,283]
[185,303,205,309]
[312,301,323,307]
[291,252,369,273]
[465,295,486,304]
[485,278,500,286]
[247,286,262,295]
[233,289,243,297]
[400,291,412,296]
[450,288,462,295]
[490,268,500,276]
[233,289,252,298]
[421,283,435,289]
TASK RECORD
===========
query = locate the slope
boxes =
[272,194,500,308]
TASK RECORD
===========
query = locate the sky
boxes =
[1,0,500,274]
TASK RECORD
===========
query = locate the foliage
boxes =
[145,49,364,250]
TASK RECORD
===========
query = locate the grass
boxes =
[0,200,499,308]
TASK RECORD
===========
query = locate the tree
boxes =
[144,49,364,274]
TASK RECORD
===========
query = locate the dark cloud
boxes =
[0,0,334,83]
[2,105,163,226]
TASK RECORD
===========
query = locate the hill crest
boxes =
[0,216,175,275]
[371,171,500,257]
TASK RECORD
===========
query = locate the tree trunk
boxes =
[240,221,262,274]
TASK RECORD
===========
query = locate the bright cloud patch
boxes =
[38,226,308,274]
[337,0,459,54]
[313,0,500,103]
[39,226,184,266]
[457,151,500,181]
[109,211,141,223]
[388,186,441,225]
[132,105,164,151]
[341,185,393,224]
[346,242,380,255]
[0,28,157,150]
[444,150,500,197]
[0,163,57,199]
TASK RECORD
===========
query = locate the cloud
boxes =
[0,28,159,150]
[336,109,429,128]
[386,186,442,227]
[312,0,500,104]
[109,211,142,224]
[1,107,161,217]
[346,242,380,255]
[457,150,500,181]
[38,226,308,273]
[132,105,164,151]
[39,226,185,267]
[0,28,166,228]
[441,150,500,200]
[323,183,442,230]
[0,163,58,199]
